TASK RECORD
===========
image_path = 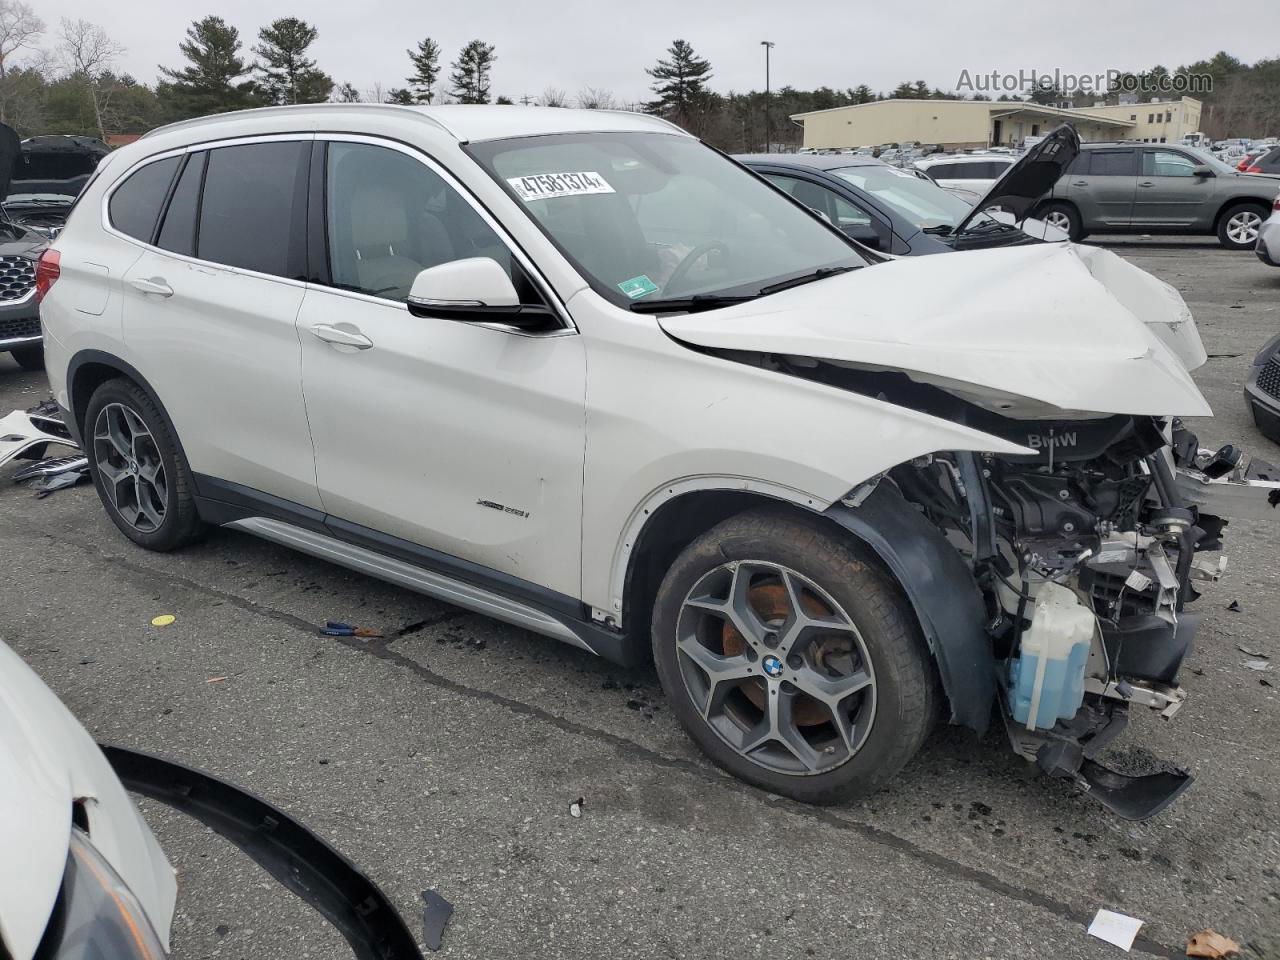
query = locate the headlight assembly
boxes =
[37,829,167,959]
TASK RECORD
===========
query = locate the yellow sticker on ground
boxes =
[151,614,176,627]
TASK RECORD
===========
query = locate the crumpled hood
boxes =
[659,242,1211,418]
[0,642,175,960]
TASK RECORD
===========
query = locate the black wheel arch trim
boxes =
[824,482,995,735]
[99,743,424,960]
[65,349,188,461]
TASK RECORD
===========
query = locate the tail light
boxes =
[1246,165,1264,174]
[34,249,60,303]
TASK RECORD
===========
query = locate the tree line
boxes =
[0,0,1274,148]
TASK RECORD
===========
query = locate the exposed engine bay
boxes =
[718,345,1278,819]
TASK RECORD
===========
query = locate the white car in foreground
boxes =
[0,640,420,959]
[35,104,1278,818]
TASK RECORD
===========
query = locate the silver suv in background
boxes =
[1035,142,1280,248]
[1256,190,1280,267]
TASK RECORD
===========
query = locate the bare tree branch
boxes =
[0,0,42,77]
[58,18,124,140]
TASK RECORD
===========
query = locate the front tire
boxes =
[84,378,205,551]
[9,344,44,371]
[1218,202,1267,250]
[651,508,937,804]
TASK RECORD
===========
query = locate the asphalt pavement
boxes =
[2,238,1278,959]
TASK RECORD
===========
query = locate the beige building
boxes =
[792,98,1204,150]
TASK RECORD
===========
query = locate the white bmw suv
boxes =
[35,105,1272,816]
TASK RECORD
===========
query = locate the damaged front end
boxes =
[883,416,1223,820]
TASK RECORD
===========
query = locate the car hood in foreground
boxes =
[0,641,176,960]
[658,241,1211,418]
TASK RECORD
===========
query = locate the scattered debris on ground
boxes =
[320,621,383,638]
[1227,600,1244,613]
[205,676,227,684]
[1244,660,1272,672]
[420,890,453,952]
[1236,644,1269,658]
[151,614,176,627]
[1088,909,1144,952]
[569,797,584,818]
[1186,929,1241,958]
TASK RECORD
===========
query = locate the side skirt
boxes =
[192,476,643,666]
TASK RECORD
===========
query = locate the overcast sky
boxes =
[30,0,1280,105]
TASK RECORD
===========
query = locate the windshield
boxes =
[829,164,986,230]
[1182,147,1240,175]
[467,132,865,306]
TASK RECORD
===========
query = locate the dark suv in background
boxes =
[1036,142,1280,248]
[0,124,108,371]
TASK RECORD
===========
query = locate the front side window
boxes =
[831,164,977,231]
[468,132,864,306]
[324,141,522,303]
[197,141,308,278]
[108,156,181,243]
[1143,151,1197,177]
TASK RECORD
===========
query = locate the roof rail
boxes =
[142,103,453,140]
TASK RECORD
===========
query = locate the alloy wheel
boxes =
[1227,211,1262,245]
[92,402,167,533]
[675,560,876,776]
[1045,211,1072,232]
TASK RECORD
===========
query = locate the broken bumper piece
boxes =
[0,408,78,468]
[101,745,424,960]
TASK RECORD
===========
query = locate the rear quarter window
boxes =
[108,156,181,243]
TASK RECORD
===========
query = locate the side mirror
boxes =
[1191,164,1216,178]
[841,222,882,250]
[406,257,551,328]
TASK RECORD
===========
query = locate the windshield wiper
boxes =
[756,265,857,297]
[628,293,757,314]
[3,198,73,206]
[921,224,954,235]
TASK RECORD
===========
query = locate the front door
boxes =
[1132,148,1216,228]
[296,138,587,598]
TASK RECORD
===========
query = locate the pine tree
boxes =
[253,17,333,105]
[333,81,360,102]
[851,84,874,104]
[156,16,257,118]
[386,87,414,105]
[449,40,495,104]
[645,39,712,124]
[406,37,440,104]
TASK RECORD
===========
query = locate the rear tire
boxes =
[651,508,938,804]
[1217,202,1267,250]
[1039,202,1084,242]
[84,378,205,551]
[9,344,44,371]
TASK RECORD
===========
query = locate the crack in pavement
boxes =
[7,522,1182,958]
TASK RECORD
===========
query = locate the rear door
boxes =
[1066,149,1137,228]
[118,137,321,510]
[1133,148,1215,228]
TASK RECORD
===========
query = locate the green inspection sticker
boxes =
[618,275,659,299]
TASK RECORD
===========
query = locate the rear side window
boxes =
[108,156,181,243]
[156,152,205,257]
[1085,150,1136,177]
[197,142,308,278]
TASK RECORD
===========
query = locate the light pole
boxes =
[761,40,774,153]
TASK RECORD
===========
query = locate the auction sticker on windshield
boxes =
[507,171,615,202]
[618,275,659,299]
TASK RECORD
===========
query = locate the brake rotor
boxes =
[721,581,851,727]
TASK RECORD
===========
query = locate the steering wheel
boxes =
[663,241,731,296]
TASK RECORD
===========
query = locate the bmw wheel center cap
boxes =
[762,655,783,678]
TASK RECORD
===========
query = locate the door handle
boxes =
[129,277,173,297]
[1138,181,1155,188]
[310,323,373,350]
[1071,180,1088,187]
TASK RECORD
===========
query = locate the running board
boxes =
[224,517,595,654]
